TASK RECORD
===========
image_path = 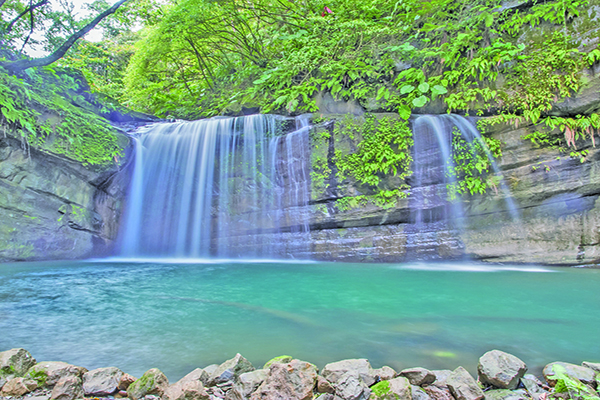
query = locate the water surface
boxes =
[1,260,598,380]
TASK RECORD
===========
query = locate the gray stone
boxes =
[83,366,124,396]
[424,385,454,400]
[164,369,210,400]
[119,372,137,390]
[203,364,219,376]
[582,362,600,373]
[1,376,38,396]
[229,369,268,398]
[477,350,527,390]
[322,359,376,387]
[431,370,453,387]
[314,91,365,116]
[521,375,547,395]
[127,368,169,400]
[484,389,528,400]
[317,376,335,394]
[26,361,87,388]
[370,376,412,400]
[333,371,371,400]
[250,359,317,400]
[50,375,84,400]
[446,367,485,400]
[0,348,37,379]
[373,366,397,381]
[412,385,432,400]
[400,368,436,386]
[543,362,597,386]
[209,354,255,386]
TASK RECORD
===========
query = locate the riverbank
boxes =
[1,348,599,400]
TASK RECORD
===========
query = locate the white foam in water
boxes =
[395,262,556,272]
[92,257,317,265]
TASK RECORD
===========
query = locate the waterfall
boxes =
[118,114,311,259]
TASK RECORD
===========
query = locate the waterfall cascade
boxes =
[119,114,311,258]
[118,113,520,261]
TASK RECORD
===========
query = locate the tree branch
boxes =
[1,0,130,72]
[4,0,49,35]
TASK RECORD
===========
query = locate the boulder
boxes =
[400,368,436,386]
[229,369,268,398]
[484,389,528,400]
[127,368,169,400]
[431,370,453,387]
[164,369,210,400]
[1,377,38,396]
[333,371,371,400]
[424,385,454,400]
[317,376,335,394]
[373,366,397,381]
[446,367,485,400]
[26,361,87,388]
[50,375,84,400]
[521,374,548,395]
[250,359,317,400]
[0,348,37,379]
[543,362,597,387]
[264,356,293,369]
[209,353,255,386]
[322,359,376,387]
[203,364,219,376]
[477,350,527,390]
[582,362,600,373]
[370,376,412,400]
[82,366,124,396]
[119,372,137,390]
[412,385,432,400]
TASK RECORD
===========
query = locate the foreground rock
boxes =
[370,376,411,400]
[0,349,37,380]
[321,359,376,387]
[51,375,84,400]
[82,366,124,396]
[250,359,317,400]
[164,369,210,400]
[446,367,485,400]
[127,368,169,400]
[26,361,87,388]
[542,362,597,387]
[209,353,255,386]
[400,367,436,386]
[1,377,38,396]
[477,350,527,390]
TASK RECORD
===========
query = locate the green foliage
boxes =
[551,364,600,400]
[446,127,502,200]
[335,115,413,188]
[0,66,123,166]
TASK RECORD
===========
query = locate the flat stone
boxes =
[209,353,255,386]
[1,377,38,396]
[446,367,484,400]
[164,370,210,400]
[543,362,597,386]
[83,366,124,396]
[400,368,436,386]
[50,375,84,400]
[322,359,376,387]
[484,389,528,400]
[250,359,317,400]
[127,368,169,400]
[0,348,37,378]
[477,350,527,390]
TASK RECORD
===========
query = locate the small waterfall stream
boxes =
[118,114,311,258]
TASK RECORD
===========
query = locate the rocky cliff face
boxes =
[0,133,130,262]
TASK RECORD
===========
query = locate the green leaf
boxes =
[431,85,448,95]
[484,12,494,27]
[412,95,429,108]
[418,82,430,93]
[398,105,411,120]
[376,86,388,100]
[400,85,415,94]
